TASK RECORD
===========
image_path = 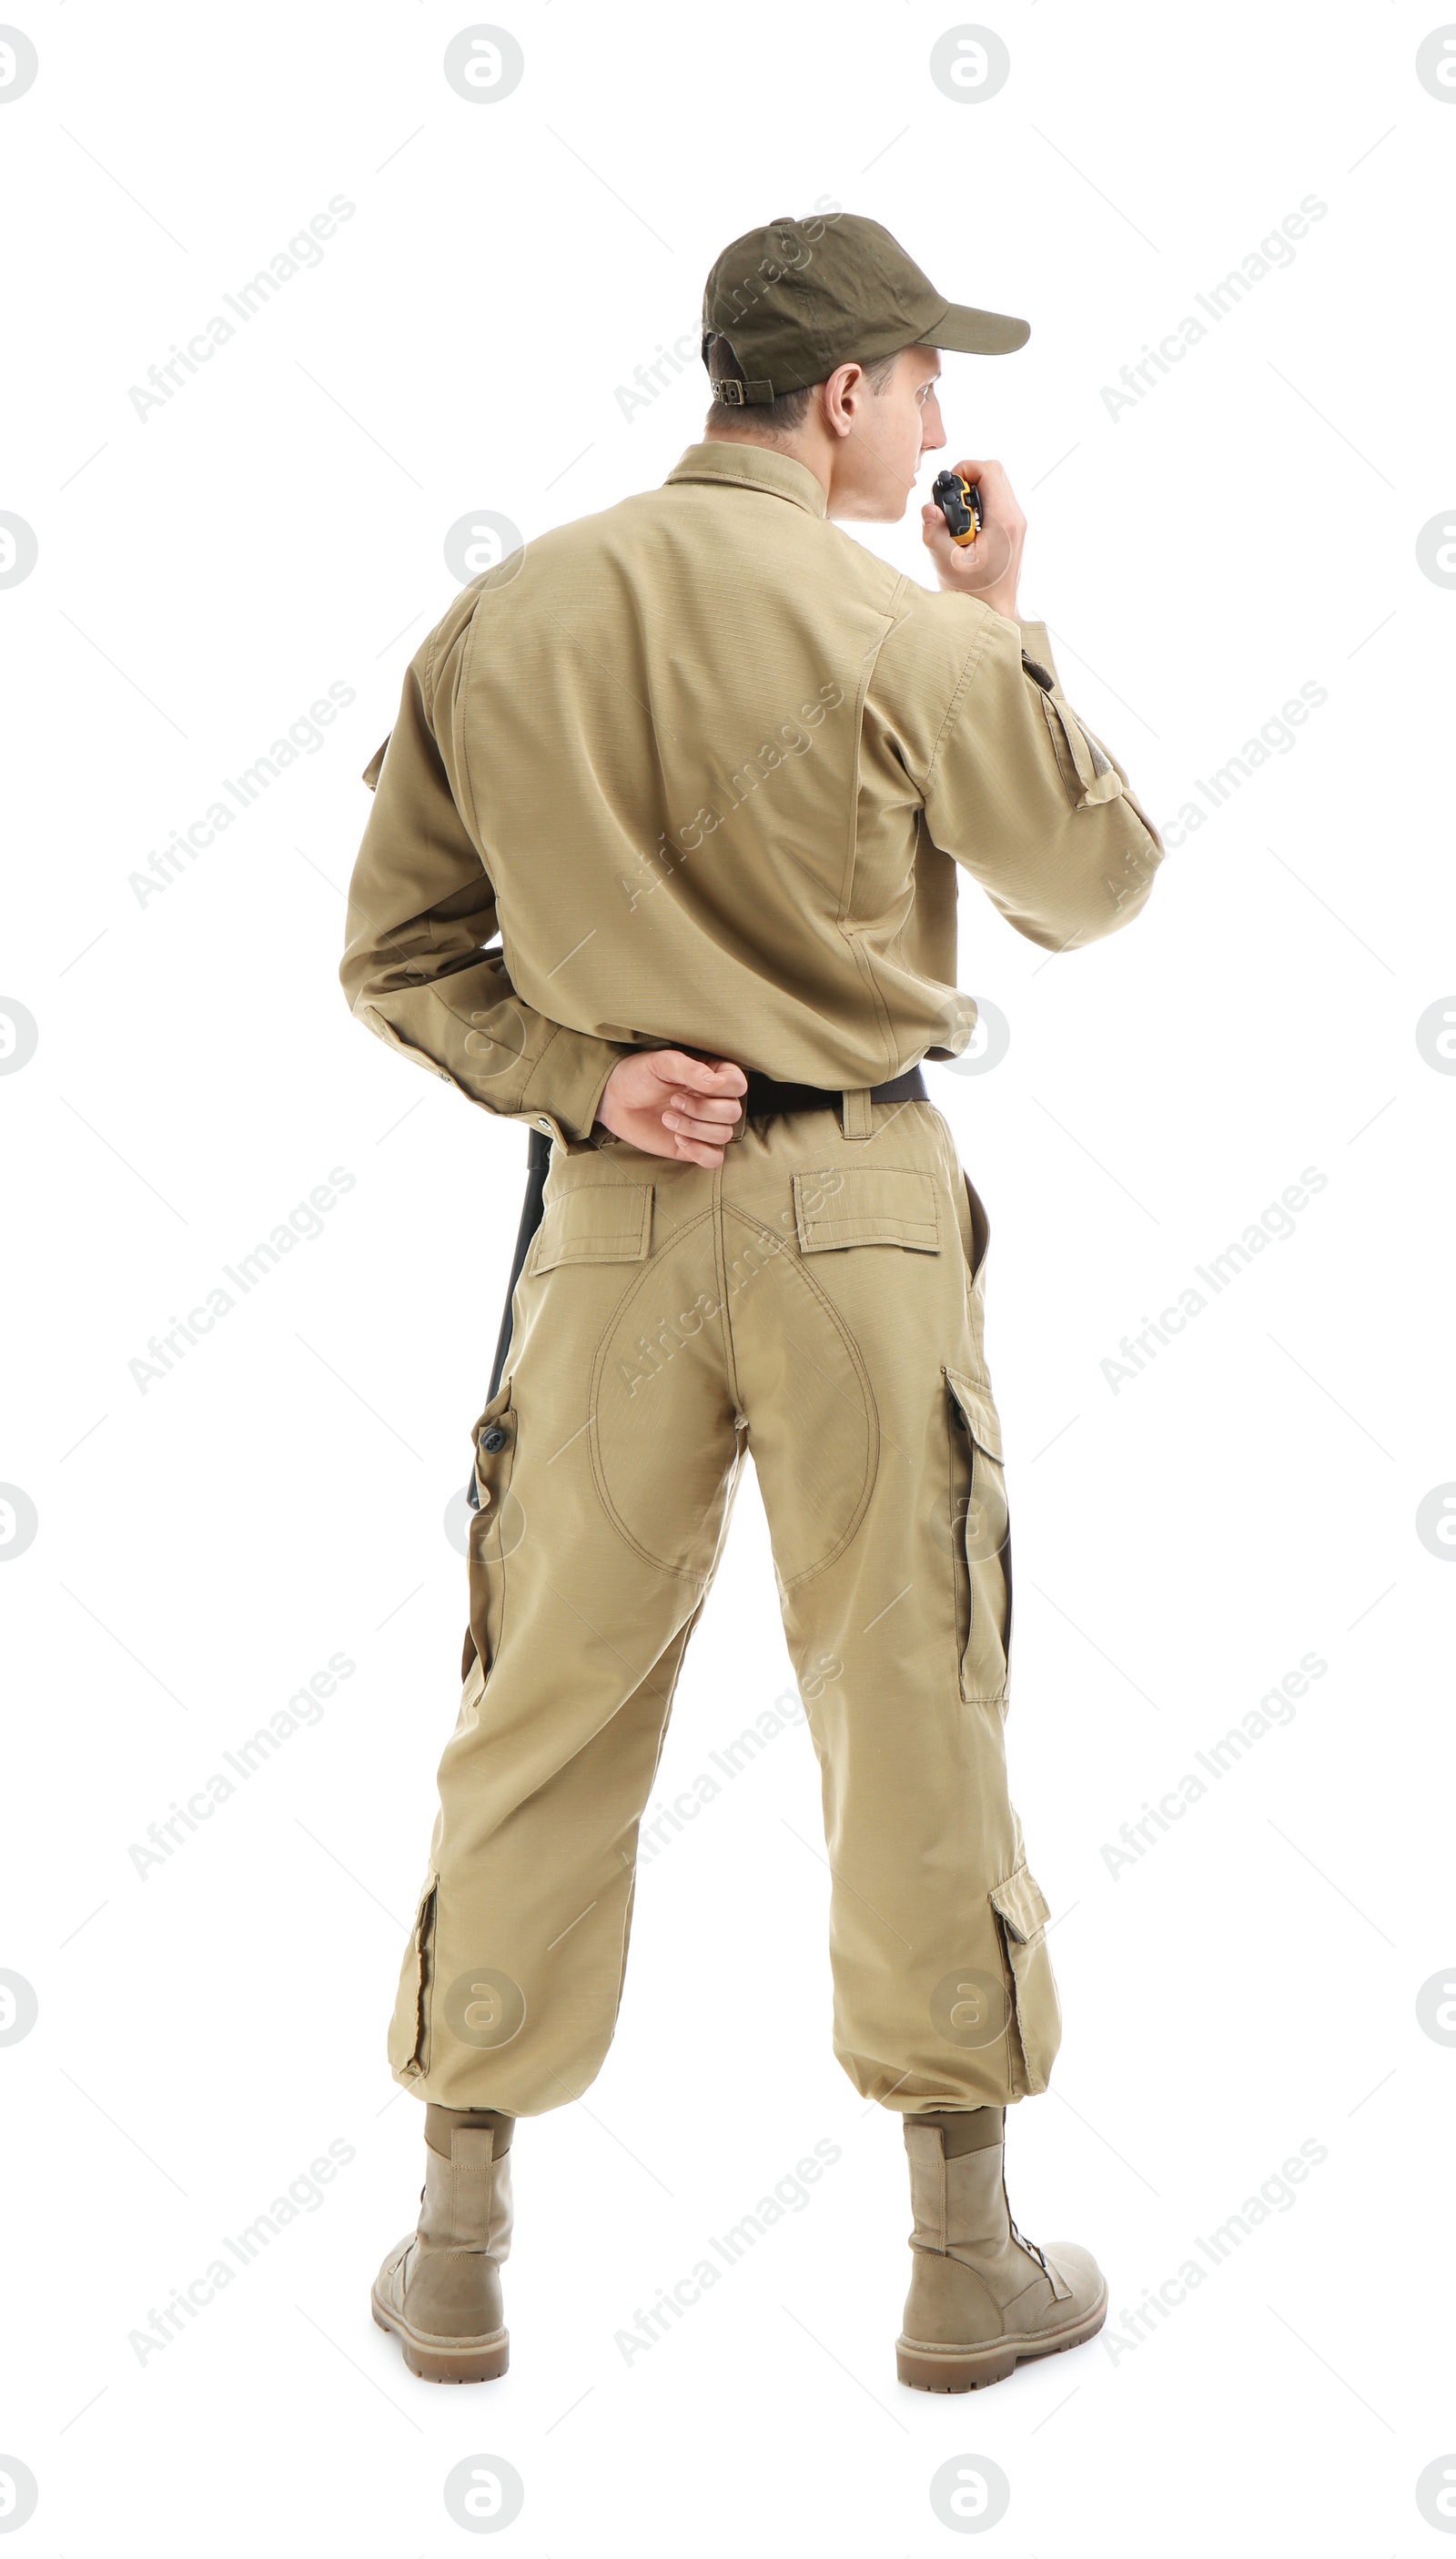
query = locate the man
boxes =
[340,211,1163,2394]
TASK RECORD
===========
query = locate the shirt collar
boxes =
[664,440,829,520]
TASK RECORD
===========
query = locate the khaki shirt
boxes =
[341,440,1163,1141]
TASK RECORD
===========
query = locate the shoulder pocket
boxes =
[531,1182,653,1273]
[794,1167,940,1254]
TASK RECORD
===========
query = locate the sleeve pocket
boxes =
[1039,689,1125,809]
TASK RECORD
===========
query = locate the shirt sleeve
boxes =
[922,607,1165,954]
[339,644,632,1145]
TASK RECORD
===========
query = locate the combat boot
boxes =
[896,2108,1107,2391]
[371,2106,512,2382]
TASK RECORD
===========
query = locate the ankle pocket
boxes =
[389,1869,439,2082]
[989,1865,1061,2096]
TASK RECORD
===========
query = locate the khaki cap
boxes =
[702,210,1028,403]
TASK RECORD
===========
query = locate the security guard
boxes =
[342,212,1163,2392]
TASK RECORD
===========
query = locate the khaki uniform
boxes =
[341,440,1163,2116]
[341,441,1161,1142]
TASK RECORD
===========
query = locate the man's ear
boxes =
[823,361,864,440]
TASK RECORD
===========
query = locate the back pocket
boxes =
[531,1182,653,1272]
[945,1367,1013,1704]
[794,1167,940,1254]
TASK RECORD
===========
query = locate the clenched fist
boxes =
[921,455,1026,622]
[596,1049,747,1168]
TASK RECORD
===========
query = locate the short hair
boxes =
[704,334,902,436]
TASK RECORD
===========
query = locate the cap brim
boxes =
[925,298,1030,356]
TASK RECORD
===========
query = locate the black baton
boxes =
[466,1125,551,1512]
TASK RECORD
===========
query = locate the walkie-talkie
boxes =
[931,470,983,546]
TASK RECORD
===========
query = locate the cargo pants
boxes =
[389,1092,1063,2115]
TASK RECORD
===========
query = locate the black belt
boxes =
[466,1064,926,1512]
[742,1065,927,1117]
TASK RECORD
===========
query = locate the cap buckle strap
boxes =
[712,377,778,406]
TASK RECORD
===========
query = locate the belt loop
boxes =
[840,1087,874,1140]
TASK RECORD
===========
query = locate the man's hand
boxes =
[921,456,1026,622]
[596,1049,747,1168]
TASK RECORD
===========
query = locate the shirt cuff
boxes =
[521,1028,632,1147]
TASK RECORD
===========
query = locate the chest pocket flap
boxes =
[794,1167,940,1254]
[531,1182,653,1273]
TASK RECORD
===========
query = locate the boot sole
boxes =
[370,2287,510,2384]
[896,2281,1107,2393]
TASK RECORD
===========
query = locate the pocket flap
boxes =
[990,1864,1051,1944]
[467,1378,514,1516]
[794,1167,939,1254]
[473,1378,512,1433]
[945,1366,1004,1461]
[987,1863,1044,1934]
[532,1182,652,1272]
[1040,691,1125,809]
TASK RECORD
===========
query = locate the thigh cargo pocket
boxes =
[461,1380,522,1683]
[388,1869,439,2082]
[989,1863,1062,2095]
[945,1367,1013,1704]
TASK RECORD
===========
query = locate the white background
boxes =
[3,1,1454,2550]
